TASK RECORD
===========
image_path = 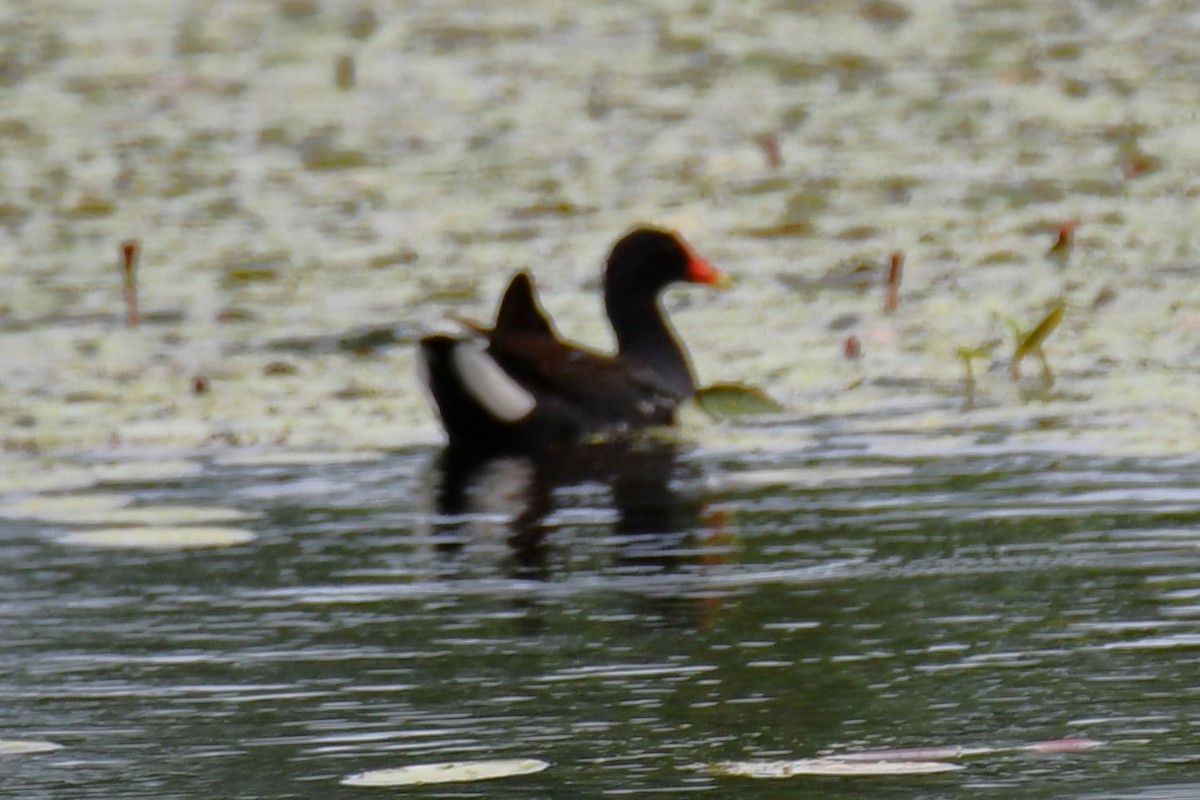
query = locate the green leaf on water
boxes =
[341,758,549,787]
[694,383,784,418]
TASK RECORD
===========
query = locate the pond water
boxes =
[4,419,1200,798]
[2,0,1200,797]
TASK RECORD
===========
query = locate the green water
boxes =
[4,432,1200,797]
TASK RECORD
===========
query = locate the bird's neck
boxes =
[607,292,696,398]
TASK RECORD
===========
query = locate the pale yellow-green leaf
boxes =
[0,493,132,522]
[694,383,784,418]
[10,503,254,526]
[212,450,386,468]
[58,526,256,550]
[0,740,63,755]
[90,460,204,483]
[341,758,550,787]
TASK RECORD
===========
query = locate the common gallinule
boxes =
[417,227,730,452]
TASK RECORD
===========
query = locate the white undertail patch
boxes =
[452,343,536,423]
[414,347,437,415]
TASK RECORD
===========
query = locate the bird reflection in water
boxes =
[429,437,728,625]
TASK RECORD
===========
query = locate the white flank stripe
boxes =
[414,346,439,417]
[452,343,536,422]
[414,346,432,389]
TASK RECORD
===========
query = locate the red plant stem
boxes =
[121,239,139,327]
[755,133,783,169]
[1049,221,1075,254]
[884,251,903,312]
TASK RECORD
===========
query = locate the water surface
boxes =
[5,417,1200,798]
[2,1,1199,797]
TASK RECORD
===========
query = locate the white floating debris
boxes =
[5,500,253,526]
[0,464,96,494]
[718,465,914,490]
[0,739,63,755]
[710,758,963,778]
[341,758,549,787]
[89,460,204,483]
[71,506,255,526]
[834,737,1105,761]
[59,526,256,550]
[0,493,132,521]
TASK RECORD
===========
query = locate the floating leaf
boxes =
[778,259,880,292]
[50,505,254,526]
[0,739,63,755]
[719,465,913,490]
[89,460,204,483]
[212,451,386,468]
[823,737,1104,763]
[1023,737,1103,753]
[710,758,963,778]
[341,758,549,787]
[0,493,131,522]
[742,221,813,239]
[956,344,992,388]
[694,383,784,418]
[0,497,253,526]
[835,745,999,762]
[59,526,256,550]
[0,465,96,494]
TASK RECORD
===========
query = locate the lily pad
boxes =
[0,465,96,494]
[212,451,386,468]
[78,506,255,526]
[58,526,256,550]
[695,383,784,418]
[0,493,132,522]
[341,758,550,787]
[836,737,1104,761]
[718,465,913,489]
[0,739,63,755]
[710,758,963,778]
[16,503,254,526]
